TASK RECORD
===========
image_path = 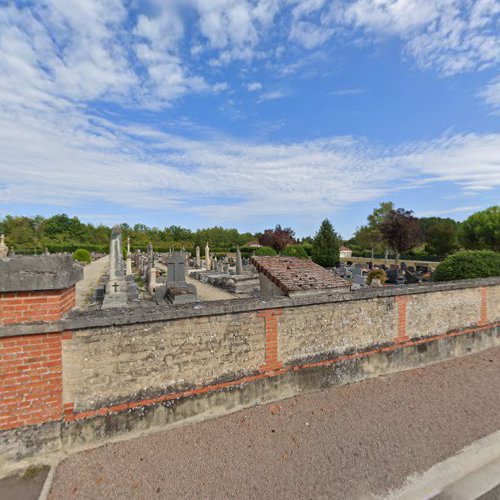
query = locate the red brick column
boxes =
[258,308,283,372]
[479,287,488,326]
[0,333,63,430]
[0,285,76,326]
[394,296,409,343]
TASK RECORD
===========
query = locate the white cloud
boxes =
[478,75,500,110]
[330,88,364,96]
[247,82,263,92]
[416,205,481,217]
[257,90,286,102]
[0,92,498,221]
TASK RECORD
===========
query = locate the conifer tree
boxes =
[312,219,340,267]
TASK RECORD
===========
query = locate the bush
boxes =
[367,269,387,284]
[432,250,500,282]
[254,246,277,256]
[73,248,91,264]
[281,245,308,258]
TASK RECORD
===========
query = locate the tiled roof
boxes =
[340,246,351,251]
[252,256,349,295]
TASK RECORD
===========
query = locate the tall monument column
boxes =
[205,242,211,270]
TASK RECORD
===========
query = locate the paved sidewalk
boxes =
[48,347,500,499]
[75,256,108,308]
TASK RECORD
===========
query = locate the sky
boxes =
[0,0,499,238]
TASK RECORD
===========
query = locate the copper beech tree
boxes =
[380,208,424,264]
[258,225,296,252]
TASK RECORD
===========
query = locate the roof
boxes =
[246,241,262,247]
[252,256,349,295]
[340,246,351,251]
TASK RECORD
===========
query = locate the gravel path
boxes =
[75,256,108,308]
[49,347,500,499]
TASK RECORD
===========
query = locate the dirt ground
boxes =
[48,346,500,499]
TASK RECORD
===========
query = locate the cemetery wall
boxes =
[1,278,500,475]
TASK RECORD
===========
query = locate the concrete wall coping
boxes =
[0,255,83,293]
[0,276,498,339]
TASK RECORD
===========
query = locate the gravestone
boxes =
[160,251,197,304]
[236,246,243,275]
[102,226,128,309]
[195,246,201,268]
[205,242,211,270]
[126,236,132,275]
[0,234,9,258]
[166,252,187,288]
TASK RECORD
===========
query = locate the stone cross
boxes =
[166,251,186,288]
[236,246,243,275]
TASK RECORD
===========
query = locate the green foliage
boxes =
[72,248,91,264]
[367,269,387,284]
[460,206,500,251]
[353,225,383,256]
[419,217,459,257]
[432,250,500,281]
[254,246,277,256]
[281,245,308,258]
[312,219,340,267]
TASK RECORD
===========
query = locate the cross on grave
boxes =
[112,282,119,292]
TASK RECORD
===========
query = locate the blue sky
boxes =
[0,0,499,238]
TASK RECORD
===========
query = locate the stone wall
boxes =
[1,277,500,475]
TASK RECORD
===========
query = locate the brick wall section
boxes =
[0,286,76,326]
[258,309,283,372]
[0,333,63,431]
[479,287,488,325]
[395,296,409,343]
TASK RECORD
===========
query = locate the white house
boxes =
[339,245,352,258]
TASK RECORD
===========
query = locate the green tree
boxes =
[281,245,308,258]
[367,201,394,262]
[419,217,459,257]
[353,225,382,261]
[254,246,277,256]
[311,219,340,267]
[380,208,424,264]
[460,206,500,251]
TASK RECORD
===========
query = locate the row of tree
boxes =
[348,204,499,260]
[1,205,497,260]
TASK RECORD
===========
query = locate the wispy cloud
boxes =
[257,90,286,103]
[330,88,364,96]
[416,205,482,217]
[247,82,263,92]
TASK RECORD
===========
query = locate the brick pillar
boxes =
[0,333,63,430]
[394,295,409,343]
[258,308,283,372]
[0,255,82,431]
[479,287,488,326]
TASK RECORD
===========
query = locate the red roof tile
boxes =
[252,256,349,295]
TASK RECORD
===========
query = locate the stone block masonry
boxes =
[0,275,499,476]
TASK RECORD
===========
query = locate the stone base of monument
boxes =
[164,284,198,304]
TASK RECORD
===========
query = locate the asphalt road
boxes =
[48,346,500,499]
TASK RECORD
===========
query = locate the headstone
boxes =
[400,261,407,271]
[102,226,128,309]
[44,247,50,256]
[126,236,132,275]
[149,266,157,292]
[0,234,9,258]
[205,242,211,270]
[236,246,243,275]
[195,246,201,268]
[166,252,187,288]
[162,251,197,304]
[352,274,366,286]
